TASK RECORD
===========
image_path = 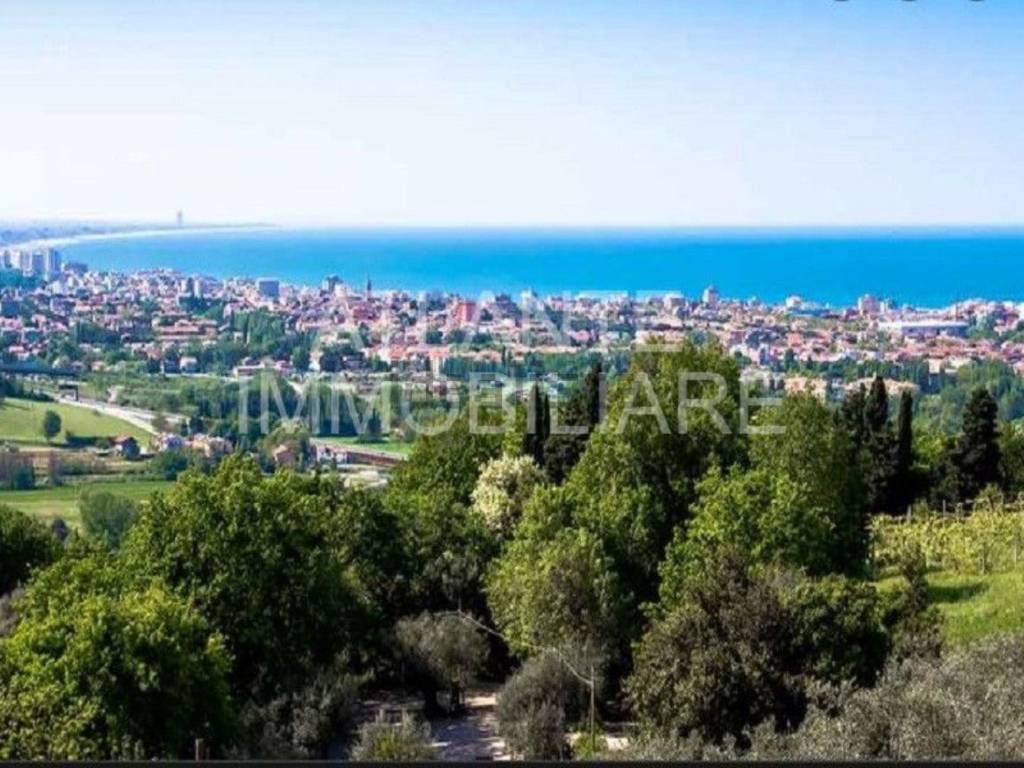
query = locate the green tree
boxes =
[0,552,235,759]
[750,394,867,574]
[40,409,61,443]
[563,341,747,609]
[79,490,139,549]
[544,362,603,483]
[627,550,803,745]
[121,456,372,696]
[893,389,915,510]
[290,345,311,373]
[395,612,488,714]
[384,415,502,609]
[0,504,59,594]
[659,465,836,598]
[486,487,629,657]
[937,388,1001,504]
[471,454,546,539]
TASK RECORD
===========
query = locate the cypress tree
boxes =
[957,388,1001,501]
[865,375,889,436]
[894,389,914,510]
[840,384,868,451]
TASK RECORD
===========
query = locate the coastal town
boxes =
[0,242,1017,391]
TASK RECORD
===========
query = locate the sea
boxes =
[58,226,1024,308]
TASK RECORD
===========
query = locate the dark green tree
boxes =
[893,389,915,511]
[40,410,61,443]
[0,504,59,595]
[544,362,603,483]
[940,388,1001,504]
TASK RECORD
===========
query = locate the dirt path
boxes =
[431,691,508,761]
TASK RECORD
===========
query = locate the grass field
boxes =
[0,398,150,447]
[0,479,173,527]
[878,569,1024,648]
[318,435,415,457]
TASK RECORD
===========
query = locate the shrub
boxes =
[496,649,591,759]
[350,713,435,761]
[752,636,1024,759]
[232,662,361,758]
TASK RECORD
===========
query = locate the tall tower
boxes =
[176,210,184,228]
[365,275,372,299]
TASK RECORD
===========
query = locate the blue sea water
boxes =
[60,227,1024,308]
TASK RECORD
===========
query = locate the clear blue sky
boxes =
[1,0,1021,226]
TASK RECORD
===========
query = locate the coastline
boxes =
[7,223,275,253]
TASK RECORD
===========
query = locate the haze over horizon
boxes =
[2,0,1022,228]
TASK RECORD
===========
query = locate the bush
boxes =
[0,504,59,594]
[350,713,435,761]
[232,662,361,758]
[496,649,591,759]
[630,550,892,745]
[746,636,1024,759]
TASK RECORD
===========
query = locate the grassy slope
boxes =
[0,398,150,447]
[317,435,415,457]
[0,479,173,527]
[877,570,1024,648]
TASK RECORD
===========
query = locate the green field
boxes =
[318,435,415,457]
[878,569,1024,648]
[0,398,150,447]
[0,480,173,527]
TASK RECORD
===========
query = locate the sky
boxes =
[1,0,1022,227]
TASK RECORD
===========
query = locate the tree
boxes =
[79,490,139,549]
[121,456,373,697]
[522,384,549,466]
[0,504,59,595]
[0,552,235,759]
[563,341,747,610]
[486,487,629,657]
[893,389,915,510]
[471,454,546,539]
[395,612,488,714]
[627,550,803,745]
[937,388,1001,504]
[290,345,311,373]
[384,415,502,610]
[544,362,603,483]
[629,550,890,746]
[750,394,867,575]
[40,409,61,443]
[659,466,837,597]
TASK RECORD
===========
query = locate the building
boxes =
[451,299,478,325]
[858,294,881,316]
[256,278,280,299]
[701,285,720,307]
